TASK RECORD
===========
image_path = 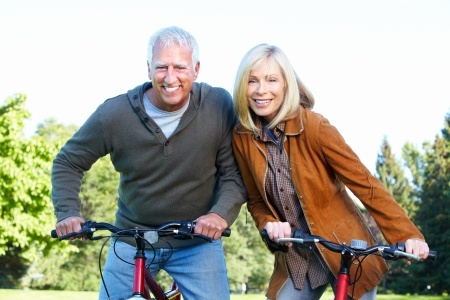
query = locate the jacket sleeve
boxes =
[208,90,248,226]
[316,116,425,243]
[232,131,279,231]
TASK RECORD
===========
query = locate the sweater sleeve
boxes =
[51,107,109,222]
[207,88,247,226]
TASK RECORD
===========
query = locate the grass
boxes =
[0,289,449,299]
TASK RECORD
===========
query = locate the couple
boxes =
[52,26,429,300]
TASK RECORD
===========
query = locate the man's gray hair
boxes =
[147,26,199,68]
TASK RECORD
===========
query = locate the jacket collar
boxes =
[235,107,305,136]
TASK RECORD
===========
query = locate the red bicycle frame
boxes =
[129,232,181,300]
[334,250,353,300]
[272,229,437,300]
[52,220,229,300]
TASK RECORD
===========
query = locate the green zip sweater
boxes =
[51,81,247,248]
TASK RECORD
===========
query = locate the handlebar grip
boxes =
[50,229,85,240]
[260,229,289,253]
[222,228,231,237]
[427,250,437,261]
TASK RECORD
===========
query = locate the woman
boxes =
[231,44,429,300]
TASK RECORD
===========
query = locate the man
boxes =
[52,26,247,300]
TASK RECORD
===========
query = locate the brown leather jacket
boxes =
[232,107,425,299]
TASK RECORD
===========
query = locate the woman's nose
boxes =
[256,82,267,94]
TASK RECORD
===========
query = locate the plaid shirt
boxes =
[258,119,330,290]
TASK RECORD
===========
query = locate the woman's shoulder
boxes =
[302,107,334,129]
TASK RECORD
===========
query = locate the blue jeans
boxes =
[98,239,230,300]
[270,276,377,300]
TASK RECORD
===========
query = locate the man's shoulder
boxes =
[101,82,147,110]
[193,82,231,101]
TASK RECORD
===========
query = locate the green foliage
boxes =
[0,94,61,287]
[31,155,119,291]
[376,137,416,216]
[384,112,450,295]
[223,205,273,293]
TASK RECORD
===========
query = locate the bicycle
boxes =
[261,228,437,300]
[51,220,231,300]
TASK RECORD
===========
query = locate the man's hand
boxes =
[194,213,228,240]
[55,216,85,240]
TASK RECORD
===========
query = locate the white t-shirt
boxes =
[143,93,189,138]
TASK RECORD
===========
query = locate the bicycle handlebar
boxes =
[261,229,437,262]
[51,220,231,243]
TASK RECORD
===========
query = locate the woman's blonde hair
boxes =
[233,44,314,133]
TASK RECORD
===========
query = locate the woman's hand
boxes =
[264,222,292,246]
[405,238,429,262]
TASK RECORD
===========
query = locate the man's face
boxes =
[147,42,200,112]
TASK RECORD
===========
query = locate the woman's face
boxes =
[246,60,285,123]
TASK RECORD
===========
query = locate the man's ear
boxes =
[194,61,200,80]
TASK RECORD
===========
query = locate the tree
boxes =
[373,137,417,294]
[30,121,119,291]
[407,112,450,295]
[0,94,60,287]
[375,137,416,216]
[223,205,273,293]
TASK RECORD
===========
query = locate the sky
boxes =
[1,0,449,173]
